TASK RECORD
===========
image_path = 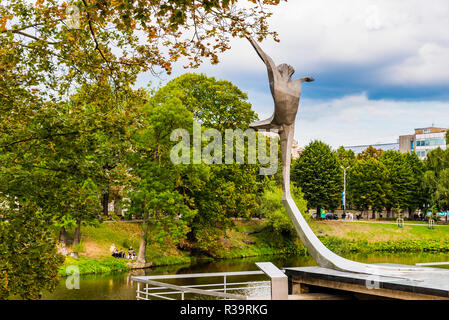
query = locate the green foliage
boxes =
[1,0,283,298]
[148,73,263,255]
[321,237,449,254]
[71,243,85,254]
[125,96,206,248]
[291,140,343,212]
[59,257,129,277]
[1,1,280,96]
[258,182,307,237]
[336,146,356,168]
[347,158,387,214]
[379,151,416,212]
[423,148,449,213]
[0,205,64,300]
[152,73,258,131]
[356,145,384,161]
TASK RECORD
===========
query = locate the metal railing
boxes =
[132,271,270,300]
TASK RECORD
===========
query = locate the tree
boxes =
[336,146,356,169]
[403,152,426,216]
[0,82,146,298]
[0,203,64,300]
[258,181,307,237]
[357,146,383,161]
[435,169,449,213]
[1,1,283,298]
[1,0,282,96]
[291,141,343,214]
[147,73,262,254]
[379,151,415,217]
[152,73,258,132]
[347,158,387,218]
[423,148,449,216]
[125,95,208,265]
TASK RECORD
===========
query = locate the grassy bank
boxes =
[59,218,449,276]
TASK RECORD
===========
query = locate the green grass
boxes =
[58,218,449,276]
[59,256,130,276]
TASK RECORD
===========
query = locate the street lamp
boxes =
[341,166,350,216]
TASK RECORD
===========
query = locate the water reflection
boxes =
[42,252,449,300]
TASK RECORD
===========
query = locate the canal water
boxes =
[42,252,449,300]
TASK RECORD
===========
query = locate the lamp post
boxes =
[341,166,350,216]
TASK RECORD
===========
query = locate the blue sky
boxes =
[136,0,449,148]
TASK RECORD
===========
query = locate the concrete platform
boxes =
[285,264,449,300]
[250,293,350,300]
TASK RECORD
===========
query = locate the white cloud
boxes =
[295,93,449,148]
[133,1,449,150]
[137,0,449,86]
[387,43,449,84]
[160,0,449,85]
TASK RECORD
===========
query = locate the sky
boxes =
[136,0,449,149]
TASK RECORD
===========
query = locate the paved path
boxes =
[339,220,449,227]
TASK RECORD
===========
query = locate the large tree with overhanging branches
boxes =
[0,0,284,299]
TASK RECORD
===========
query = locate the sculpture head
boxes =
[277,63,295,79]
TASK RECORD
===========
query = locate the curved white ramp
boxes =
[283,196,449,277]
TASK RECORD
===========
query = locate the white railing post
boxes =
[224,275,227,295]
[255,262,288,300]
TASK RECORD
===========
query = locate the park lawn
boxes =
[63,222,192,267]
[310,220,449,242]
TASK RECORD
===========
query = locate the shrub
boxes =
[258,182,307,237]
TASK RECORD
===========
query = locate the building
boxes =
[344,142,399,155]
[399,127,447,159]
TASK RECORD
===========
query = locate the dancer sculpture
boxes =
[247,37,446,278]
[247,37,313,198]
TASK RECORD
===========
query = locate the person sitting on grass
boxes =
[128,247,136,260]
[112,248,119,258]
[118,248,124,258]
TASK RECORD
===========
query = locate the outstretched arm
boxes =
[293,77,315,86]
[247,37,278,78]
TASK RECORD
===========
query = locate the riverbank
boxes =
[59,218,449,276]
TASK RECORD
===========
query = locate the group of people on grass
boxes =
[110,244,136,260]
[341,212,355,221]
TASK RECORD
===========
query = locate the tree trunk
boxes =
[114,200,122,216]
[137,216,149,265]
[59,227,67,245]
[73,219,81,246]
[102,188,109,217]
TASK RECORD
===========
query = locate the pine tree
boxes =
[347,158,388,218]
[291,141,343,214]
[380,151,416,217]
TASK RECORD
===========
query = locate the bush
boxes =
[59,257,130,276]
[258,182,307,237]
